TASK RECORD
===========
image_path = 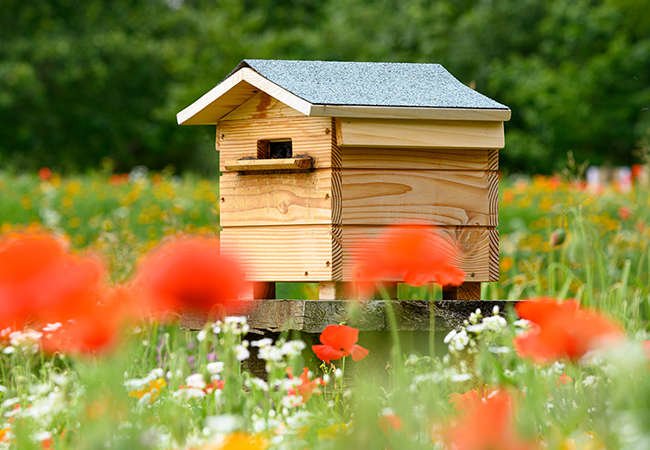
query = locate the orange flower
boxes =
[379,410,402,433]
[515,298,624,363]
[312,324,368,363]
[351,225,465,298]
[445,389,537,450]
[0,232,108,330]
[134,236,248,319]
[38,167,52,181]
[109,174,129,185]
[643,340,650,359]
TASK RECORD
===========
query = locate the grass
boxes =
[0,170,648,449]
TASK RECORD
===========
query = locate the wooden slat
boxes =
[222,92,304,121]
[341,170,498,226]
[339,226,498,282]
[311,104,510,121]
[220,170,332,226]
[342,147,496,170]
[221,225,334,281]
[337,118,504,149]
[223,156,313,172]
[218,116,334,170]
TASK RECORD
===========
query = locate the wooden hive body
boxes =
[177,60,510,300]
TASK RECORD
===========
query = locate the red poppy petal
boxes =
[350,344,369,362]
[319,324,359,352]
[312,344,345,363]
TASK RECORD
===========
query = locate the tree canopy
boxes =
[1,0,648,173]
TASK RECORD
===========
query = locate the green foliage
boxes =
[1,0,649,173]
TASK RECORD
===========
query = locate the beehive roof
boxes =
[236,59,508,109]
[177,59,510,125]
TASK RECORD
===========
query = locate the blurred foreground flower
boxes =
[134,236,249,320]
[445,389,537,450]
[312,324,368,363]
[0,232,106,328]
[0,231,132,354]
[515,298,624,363]
[351,225,465,298]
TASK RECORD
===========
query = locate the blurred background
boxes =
[1,0,649,175]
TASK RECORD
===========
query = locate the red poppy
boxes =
[133,236,249,319]
[351,225,465,298]
[0,232,108,330]
[557,373,572,385]
[515,298,624,363]
[312,324,368,363]
[643,340,650,359]
[618,206,631,220]
[42,286,133,355]
[38,167,52,181]
[445,389,537,450]
[287,367,324,402]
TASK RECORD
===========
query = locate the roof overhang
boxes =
[176,67,511,125]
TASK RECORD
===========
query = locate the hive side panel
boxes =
[341,170,497,226]
[342,148,495,170]
[221,225,334,281]
[218,116,333,170]
[337,118,504,149]
[220,170,333,226]
[340,226,497,282]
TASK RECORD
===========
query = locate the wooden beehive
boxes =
[177,60,510,300]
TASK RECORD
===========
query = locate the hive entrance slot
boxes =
[258,139,292,159]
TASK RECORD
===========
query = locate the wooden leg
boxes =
[442,282,481,300]
[241,282,276,300]
[319,281,345,300]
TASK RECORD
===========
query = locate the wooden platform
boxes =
[181,299,517,333]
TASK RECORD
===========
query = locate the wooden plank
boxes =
[442,282,482,300]
[221,225,335,281]
[241,282,276,300]
[337,118,504,149]
[223,156,313,172]
[218,116,334,170]
[181,300,518,332]
[342,147,496,170]
[222,92,304,121]
[339,226,498,282]
[220,170,333,226]
[311,104,510,121]
[342,170,498,226]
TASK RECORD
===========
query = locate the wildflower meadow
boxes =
[0,169,649,450]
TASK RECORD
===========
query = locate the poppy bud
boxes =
[549,228,566,247]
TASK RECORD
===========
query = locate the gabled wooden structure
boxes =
[177,59,510,300]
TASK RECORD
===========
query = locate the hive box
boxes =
[177,60,510,300]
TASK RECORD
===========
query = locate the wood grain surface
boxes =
[337,118,504,149]
[341,170,498,226]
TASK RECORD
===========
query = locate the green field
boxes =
[0,171,648,449]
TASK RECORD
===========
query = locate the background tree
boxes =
[1,0,648,173]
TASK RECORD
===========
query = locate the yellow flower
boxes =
[190,433,268,450]
[128,378,167,403]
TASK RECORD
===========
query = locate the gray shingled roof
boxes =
[233,59,508,110]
